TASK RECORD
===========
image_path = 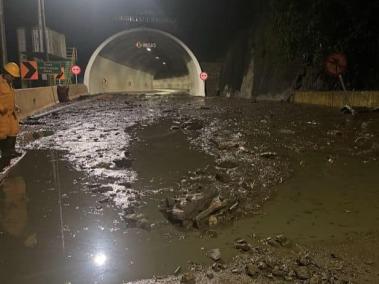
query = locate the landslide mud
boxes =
[1,94,378,283]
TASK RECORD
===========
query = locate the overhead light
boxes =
[155,56,160,60]
[93,252,107,267]
[162,62,167,65]
[146,48,152,52]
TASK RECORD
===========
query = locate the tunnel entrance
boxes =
[84,28,205,96]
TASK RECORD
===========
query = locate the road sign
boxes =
[71,65,81,75]
[200,72,208,81]
[325,53,347,77]
[38,61,62,75]
[21,61,38,80]
[135,41,157,49]
[56,67,65,81]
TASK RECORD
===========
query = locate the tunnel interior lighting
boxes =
[155,56,160,60]
[162,62,166,65]
[146,47,152,52]
[93,252,107,267]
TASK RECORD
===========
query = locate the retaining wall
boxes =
[293,91,379,108]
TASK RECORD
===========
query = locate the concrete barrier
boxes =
[293,91,379,108]
[68,84,88,100]
[15,84,88,119]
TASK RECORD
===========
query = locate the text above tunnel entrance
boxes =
[84,28,205,96]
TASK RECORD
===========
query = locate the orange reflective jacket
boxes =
[0,75,19,139]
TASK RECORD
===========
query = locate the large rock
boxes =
[162,189,218,227]
[208,248,222,262]
[295,266,310,280]
[181,272,196,284]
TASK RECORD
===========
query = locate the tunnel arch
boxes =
[84,28,205,96]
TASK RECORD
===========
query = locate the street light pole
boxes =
[39,0,49,61]
[0,0,7,66]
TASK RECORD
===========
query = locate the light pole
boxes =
[0,0,7,66]
[38,0,49,61]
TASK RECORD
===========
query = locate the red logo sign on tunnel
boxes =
[71,65,81,75]
[200,72,208,81]
[325,53,347,77]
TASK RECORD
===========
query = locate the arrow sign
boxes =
[56,67,65,81]
[21,61,38,80]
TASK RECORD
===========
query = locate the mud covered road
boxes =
[1,94,379,283]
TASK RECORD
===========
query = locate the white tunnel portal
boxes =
[84,28,205,96]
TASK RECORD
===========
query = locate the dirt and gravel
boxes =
[16,94,379,283]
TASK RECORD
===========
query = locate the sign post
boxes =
[325,53,347,91]
[71,65,81,85]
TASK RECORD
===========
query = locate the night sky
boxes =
[4,0,255,69]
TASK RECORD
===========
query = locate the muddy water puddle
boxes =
[1,116,379,283]
[227,154,379,242]
[0,138,240,283]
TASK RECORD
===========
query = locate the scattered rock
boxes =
[266,237,281,248]
[272,266,286,277]
[295,266,310,280]
[297,254,312,266]
[123,213,150,230]
[216,160,238,169]
[217,141,240,150]
[246,264,259,277]
[310,274,322,284]
[361,122,369,130]
[208,215,218,227]
[208,248,222,262]
[181,272,196,284]
[92,186,113,194]
[98,197,110,204]
[257,261,268,270]
[235,242,251,252]
[113,158,133,169]
[279,129,296,135]
[211,262,225,272]
[215,172,231,183]
[205,230,218,238]
[327,130,343,136]
[275,234,291,247]
[182,120,203,131]
[259,152,278,159]
[206,271,214,279]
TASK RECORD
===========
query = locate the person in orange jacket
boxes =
[0,62,22,171]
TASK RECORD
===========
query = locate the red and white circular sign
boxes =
[325,53,347,77]
[71,65,81,75]
[200,72,208,81]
